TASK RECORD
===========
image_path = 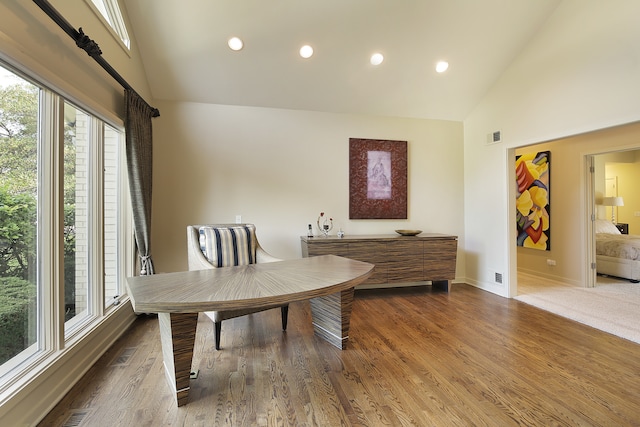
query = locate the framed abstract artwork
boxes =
[349,138,407,219]
[516,151,550,250]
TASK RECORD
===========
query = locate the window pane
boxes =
[104,124,121,307]
[64,103,91,330]
[0,66,40,368]
[89,0,131,49]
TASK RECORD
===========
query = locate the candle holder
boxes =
[317,212,333,237]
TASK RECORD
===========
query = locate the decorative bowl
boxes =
[395,229,422,236]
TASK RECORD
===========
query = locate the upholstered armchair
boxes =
[187,224,289,350]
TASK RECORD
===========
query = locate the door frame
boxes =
[585,154,597,288]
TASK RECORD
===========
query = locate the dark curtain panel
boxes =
[125,89,155,275]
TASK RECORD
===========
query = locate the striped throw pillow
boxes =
[199,225,257,267]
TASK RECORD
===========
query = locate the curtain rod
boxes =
[32,0,160,117]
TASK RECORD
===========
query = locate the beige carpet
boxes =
[516,273,640,344]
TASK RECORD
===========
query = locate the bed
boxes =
[595,219,640,282]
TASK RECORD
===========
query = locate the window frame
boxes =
[83,0,132,53]
[0,61,134,393]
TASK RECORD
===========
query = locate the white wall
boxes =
[463,0,640,297]
[150,101,465,274]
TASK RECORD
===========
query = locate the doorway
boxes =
[512,121,640,297]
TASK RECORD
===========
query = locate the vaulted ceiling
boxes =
[122,0,560,121]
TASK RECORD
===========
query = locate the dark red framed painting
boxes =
[349,138,407,219]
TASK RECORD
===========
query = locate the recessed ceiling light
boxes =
[299,45,314,59]
[436,61,449,73]
[370,53,384,66]
[228,37,243,51]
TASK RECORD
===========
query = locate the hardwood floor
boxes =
[39,284,640,426]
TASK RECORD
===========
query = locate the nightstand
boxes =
[615,223,629,234]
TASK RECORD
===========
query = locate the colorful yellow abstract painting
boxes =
[516,151,550,250]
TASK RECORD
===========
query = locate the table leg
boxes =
[309,287,354,349]
[158,312,198,406]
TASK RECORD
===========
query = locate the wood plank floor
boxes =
[39,284,640,426]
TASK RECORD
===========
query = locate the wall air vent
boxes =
[62,410,90,427]
[487,130,502,145]
[489,269,503,285]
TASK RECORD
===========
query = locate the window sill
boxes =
[0,299,136,425]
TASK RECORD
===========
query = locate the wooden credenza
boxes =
[300,233,457,291]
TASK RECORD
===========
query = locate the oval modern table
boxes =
[126,254,374,406]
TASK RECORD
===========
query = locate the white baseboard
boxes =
[464,277,509,297]
[517,268,583,287]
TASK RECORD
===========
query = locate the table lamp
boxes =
[602,196,624,224]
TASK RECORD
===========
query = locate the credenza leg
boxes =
[432,280,450,292]
[158,312,198,406]
[309,287,355,349]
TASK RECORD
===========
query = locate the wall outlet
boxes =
[547,259,556,266]
[235,215,242,224]
[634,211,640,217]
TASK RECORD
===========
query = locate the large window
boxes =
[0,63,130,381]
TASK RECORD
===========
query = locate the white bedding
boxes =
[596,233,640,261]
[594,220,640,281]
